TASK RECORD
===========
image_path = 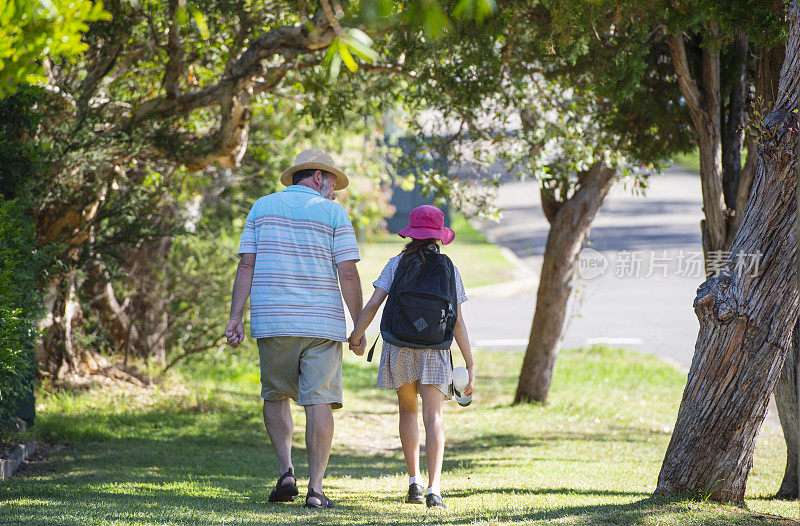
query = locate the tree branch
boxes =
[126,12,334,128]
[319,0,345,36]
[666,33,704,124]
[163,0,182,99]
[360,63,417,78]
[700,21,721,114]
[122,12,337,170]
[223,8,258,76]
[161,336,226,373]
[540,186,562,224]
[75,16,132,126]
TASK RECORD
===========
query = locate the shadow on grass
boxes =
[446,427,664,455]
[0,441,786,525]
[444,486,651,498]
[0,370,786,525]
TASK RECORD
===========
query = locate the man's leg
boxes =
[263,399,295,485]
[305,402,334,505]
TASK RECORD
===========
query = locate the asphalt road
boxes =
[466,167,706,367]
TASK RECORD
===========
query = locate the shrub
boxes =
[0,197,48,430]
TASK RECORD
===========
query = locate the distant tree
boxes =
[311,1,696,406]
[504,0,787,404]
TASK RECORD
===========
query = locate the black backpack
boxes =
[378,246,458,350]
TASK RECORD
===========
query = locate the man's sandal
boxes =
[268,468,299,503]
[304,489,335,509]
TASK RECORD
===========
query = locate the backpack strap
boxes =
[366,336,380,362]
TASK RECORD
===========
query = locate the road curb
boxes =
[465,237,539,298]
[466,276,539,298]
[0,438,36,480]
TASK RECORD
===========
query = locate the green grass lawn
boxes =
[2,347,797,525]
[358,213,516,293]
[672,148,749,174]
[672,150,702,173]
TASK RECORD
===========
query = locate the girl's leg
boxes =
[420,384,445,494]
[396,381,420,478]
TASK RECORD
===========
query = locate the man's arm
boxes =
[349,287,388,353]
[225,253,256,347]
[337,259,365,353]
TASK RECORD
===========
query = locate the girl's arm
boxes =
[349,287,389,345]
[453,303,475,395]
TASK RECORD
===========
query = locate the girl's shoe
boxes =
[406,483,425,504]
[426,492,446,509]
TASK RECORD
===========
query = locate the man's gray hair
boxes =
[292,168,333,185]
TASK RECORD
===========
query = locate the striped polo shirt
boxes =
[238,185,360,341]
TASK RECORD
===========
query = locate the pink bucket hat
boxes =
[398,205,455,245]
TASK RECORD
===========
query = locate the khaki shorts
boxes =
[257,337,343,409]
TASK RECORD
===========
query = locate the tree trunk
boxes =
[129,237,171,367]
[750,41,798,500]
[668,23,728,254]
[40,272,86,378]
[721,31,748,211]
[756,44,787,110]
[83,237,172,367]
[656,4,800,502]
[85,261,140,354]
[514,162,615,403]
[731,43,785,241]
[775,322,799,499]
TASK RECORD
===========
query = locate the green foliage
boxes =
[357,0,497,39]
[535,0,785,160]
[0,0,110,97]
[405,0,451,39]
[338,181,395,241]
[451,0,496,24]
[0,86,56,429]
[323,28,379,80]
[165,225,239,368]
[340,2,676,212]
[0,85,47,199]
[0,198,52,429]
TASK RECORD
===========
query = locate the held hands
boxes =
[348,332,366,356]
[225,318,245,347]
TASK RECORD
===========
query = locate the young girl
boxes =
[349,205,475,509]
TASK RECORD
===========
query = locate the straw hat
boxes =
[279,149,349,191]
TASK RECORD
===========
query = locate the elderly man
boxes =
[225,149,366,509]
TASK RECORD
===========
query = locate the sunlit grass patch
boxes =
[2,346,795,525]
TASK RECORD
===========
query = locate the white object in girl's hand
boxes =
[452,366,472,407]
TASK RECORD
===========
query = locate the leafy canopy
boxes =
[0,0,110,97]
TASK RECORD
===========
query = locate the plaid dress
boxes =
[373,252,468,399]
